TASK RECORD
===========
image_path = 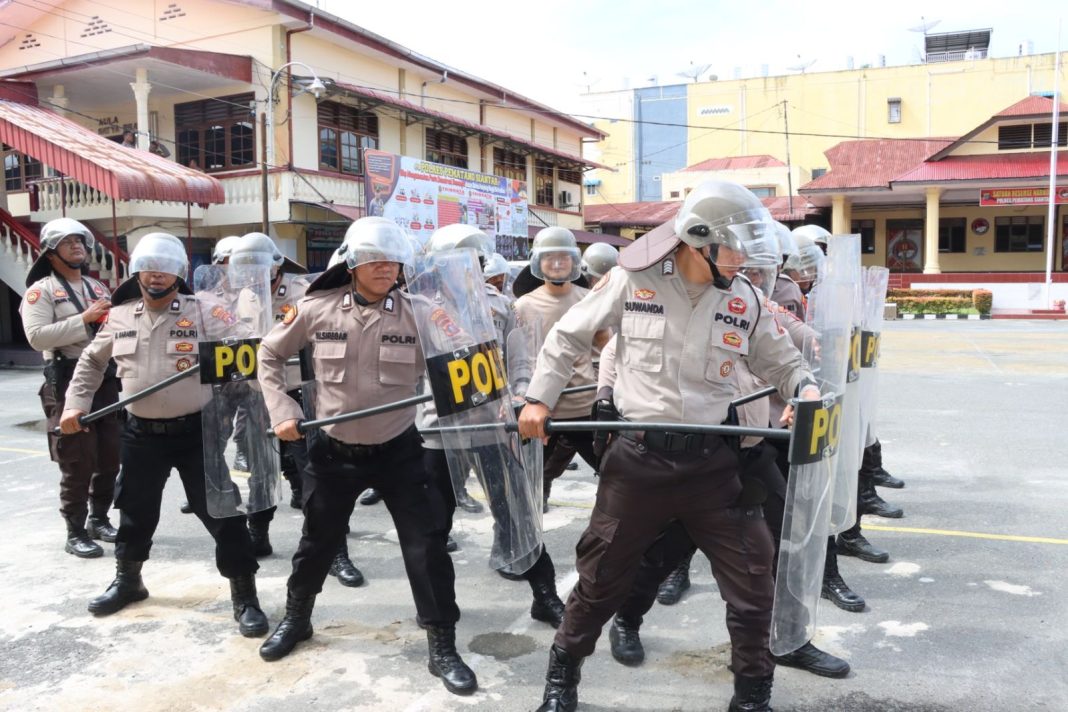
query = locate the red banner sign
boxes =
[979,186,1068,206]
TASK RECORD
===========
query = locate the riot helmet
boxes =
[483,253,509,280]
[25,218,97,286]
[236,231,308,274]
[530,226,581,283]
[427,223,493,261]
[580,242,619,281]
[783,234,825,294]
[127,232,189,301]
[338,217,414,270]
[211,235,241,265]
[673,180,775,289]
[792,224,831,254]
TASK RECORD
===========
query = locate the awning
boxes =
[526,225,630,247]
[0,98,225,204]
[291,200,364,222]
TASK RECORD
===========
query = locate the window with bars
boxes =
[850,219,876,254]
[318,102,378,175]
[493,147,527,181]
[938,217,966,253]
[174,93,256,171]
[534,160,554,206]
[998,122,1068,150]
[425,129,468,168]
[2,145,43,190]
[995,216,1044,252]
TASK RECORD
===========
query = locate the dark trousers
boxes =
[248,388,308,527]
[556,435,775,678]
[41,377,121,523]
[617,442,787,624]
[114,414,258,578]
[425,445,553,580]
[289,427,458,625]
[543,415,600,488]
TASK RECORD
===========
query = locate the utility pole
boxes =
[783,100,794,216]
[261,111,269,233]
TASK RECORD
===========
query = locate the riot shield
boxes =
[405,249,543,573]
[195,263,282,518]
[770,244,856,656]
[857,267,890,463]
[828,235,864,534]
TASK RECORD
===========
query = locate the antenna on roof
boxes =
[676,61,713,83]
[908,17,942,63]
[787,56,816,73]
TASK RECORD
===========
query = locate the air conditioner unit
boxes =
[559,190,573,206]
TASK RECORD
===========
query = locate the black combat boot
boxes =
[608,615,645,665]
[455,486,483,514]
[535,644,584,712]
[65,515,104,558]
[358,488,382,505]
[87,500,118,543]
[229,574,269,637]
[288,478,303,509]
[426,625,478,695]
[821,570,866,612]
[868,440,905,488]
[772,641,851,678]
[528,560,566,627]
[88,560,149,615]
[328,541,365,587]
[259,591,315,661]
[858,480,904,518]
[656,554,693,605]
[179,500,193,514]
[446,534,459,553]
[837,532,890,563]
[248,519,273,558]
[728,673,774,712]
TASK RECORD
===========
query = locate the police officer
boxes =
[60,233,268,637]
[513,227,606,510]
[579,242,619,289]
[483,252,511,295]
[520,181,818,712]
[256,217,476,696]
[20,217,119,558]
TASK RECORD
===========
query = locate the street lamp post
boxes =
[262,61,326,233]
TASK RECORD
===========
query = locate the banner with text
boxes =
[364,149,529,255]
[979,186,1068,207]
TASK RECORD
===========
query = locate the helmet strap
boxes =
[138,275,179,300]
[703,245,733,290]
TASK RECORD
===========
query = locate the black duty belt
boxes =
[621,429,722,454]
[323,425,415,461]
[128,412,201,436]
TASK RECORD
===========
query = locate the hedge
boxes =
[972,289,992,315]
[895,296,973,314]
[887,288,973,299]
[889,288,993,315]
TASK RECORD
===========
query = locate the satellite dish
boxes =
[676,62,713,83]
[907,17,941,34]
[787,57,816,73]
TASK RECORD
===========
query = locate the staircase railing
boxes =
[0,207,41,296]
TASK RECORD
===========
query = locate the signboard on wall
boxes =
[979,186,1068,206]
[363,149,528,252]
[886,223,923,272]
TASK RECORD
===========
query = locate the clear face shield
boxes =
[531,248,581,282]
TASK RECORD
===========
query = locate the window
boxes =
[2,145,43,190]
[887,98,902,124]
[938,217,966,253]
[811,167,827,179]
[998,124,1033,150]
[995,216,1044,252]
[175,93,255,172]
[749,186,776,198]
[534,160,554,207]
[318,102,378,175]
[493,147,527,181]
[850,219,876,254]
[1032,122,1068,148]
[669,191,680,198]
[585,184,597,196]
[557,168,581,184]
[425,129,467,168]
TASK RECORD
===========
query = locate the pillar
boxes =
[923,187,942,274]
[130,68,151,150]
[831,194,851,234]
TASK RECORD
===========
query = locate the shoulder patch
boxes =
[169,299,181,312]
[282,304,298,325]
[277,284,287,297]
[662,259,675,276]
[341,292,353,310]
[25,289,40,304]
[383,295,395,313]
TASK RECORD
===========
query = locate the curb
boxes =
[897,313,990,320]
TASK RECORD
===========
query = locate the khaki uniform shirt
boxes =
[771,274,805,320]
[527,260,807,426]
[258,286,423,445]
[66,295,208,418]
[515,284,596,419]
[20,274,110,360]
[272,273,310,390]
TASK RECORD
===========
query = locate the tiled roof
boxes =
[994,96,1068,118]
[683,155,786,172]
[585,196,819,227]
[893,151,1068,183]
[800,139,953,192]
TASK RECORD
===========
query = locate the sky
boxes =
[319,0,1065,116]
